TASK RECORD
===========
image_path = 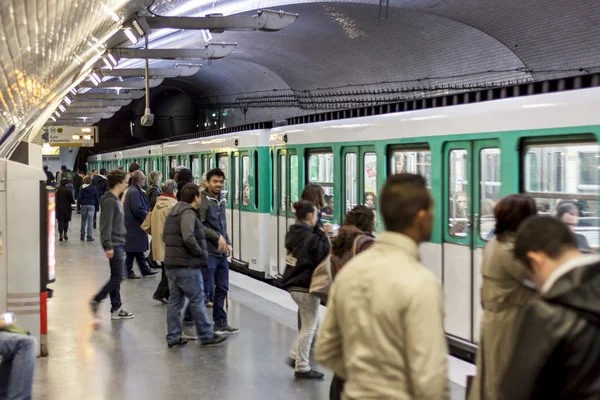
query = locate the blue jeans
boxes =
[80,205,95,239]
[165,268,213,344]
[206,254,229,327]
[202,266,216,303]
[67,183,75,199]
[0,332,36,400]
[93,246,124,312]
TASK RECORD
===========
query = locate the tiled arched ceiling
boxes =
[2,0,599,154]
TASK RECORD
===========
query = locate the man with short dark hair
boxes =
[199,168,238,335]
[316,173,448,400]
[90,169,134,321]
[43,165,55,186]
[499,215,600,400]
[163,183,227,348]
[556,202,592,252]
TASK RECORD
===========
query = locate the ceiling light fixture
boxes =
[102,58,113,70]
[107,53,118,66]
[124,28,138,44]
[64,96,72,105]
[58,104,66,112]
[50,116,57,122]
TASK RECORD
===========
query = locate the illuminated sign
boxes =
[47,191,56,282]
[47,126,96,147]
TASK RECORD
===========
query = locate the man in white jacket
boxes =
[315,173,448,400]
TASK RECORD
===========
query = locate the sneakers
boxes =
[168,338,188,348]
[80,236,85,241]
[152,294,168,304]
[64,235,69,241]
[127,274,141,280]
[111,308,134,320]
[294,370,325,380]
[201,333,227,346]
[214,324,239,335]
[182,326,197,340]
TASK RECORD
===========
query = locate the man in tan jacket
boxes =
[315,173,448,400]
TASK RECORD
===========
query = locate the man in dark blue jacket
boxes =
[163,183,227,348]
[199,168,239,335]
[123,171,157,279]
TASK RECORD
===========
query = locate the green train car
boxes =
[89,86,600,357]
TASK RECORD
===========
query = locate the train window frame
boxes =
[242,154,250,207]
[306,149,334,219]
[344,152,358,214]
[387,144,432,188]
[280,153,287,213]
[479,147,501,241]
[254,151,259,209]
[448,148,470,238]
[521,136,600,250]
[363,152,378,211]
[289,153,299,207]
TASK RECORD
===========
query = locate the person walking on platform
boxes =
[469,194,538,400]
[163,183,227,348]
[43,165,55,186]
[199,168,238,334]
[56,178,75,241]
[328,205,376,398]
[315,173,448,400]
[280,200,330,379]
[150,180,178,304]
[123,171,157,279]
[77,175,100,242]
[90,169,134,322]
[73,168,83,203]
[498,216,600,400]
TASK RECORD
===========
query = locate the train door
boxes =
[341,146,376,219]
[443,140,501,343]
[276,149,288,275]
[232,153,241,260]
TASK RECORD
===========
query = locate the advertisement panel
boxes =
[47,191,56,282]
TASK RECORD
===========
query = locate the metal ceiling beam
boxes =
[98,67,200,78]
[78,79,164,89]
[61,107,121,113]
[138,9,298,32]
[70,100,133,107]
[58,112,115,119]
[75,92,145,100]
[45,119,101,126]
[114,44,236,60]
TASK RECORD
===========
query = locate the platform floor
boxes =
[33,215,473,400]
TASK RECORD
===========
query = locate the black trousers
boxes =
[329,375,345,400]
[153,263,170,299]
[57,219,69,236]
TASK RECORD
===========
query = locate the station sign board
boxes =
[47,126,97,147]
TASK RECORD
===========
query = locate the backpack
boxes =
[64,171,74,182]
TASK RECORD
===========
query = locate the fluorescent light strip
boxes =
[64,96,72,105]
[124,29,138,44]
[58,105,66,112]
[107,53,118,66]
[103,58,113,70]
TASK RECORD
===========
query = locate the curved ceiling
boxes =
[1,0,599,153]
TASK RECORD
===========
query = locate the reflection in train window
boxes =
[308,152,334,218]
[480,148,501,240]
[242,156,250,206]
[191,156,200,184]
[280,155,287,212]
[345,153,357,212]
[525,142,600,249]
[390,149,432,187]
[290,155,299,205]
[363,152,377,210]
[449,149,469,237]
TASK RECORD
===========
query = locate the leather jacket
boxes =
[499,255,600,400]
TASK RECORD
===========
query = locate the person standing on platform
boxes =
[123,171,157,279]
[147,171,162,211]
[77,175,100,242]
[73,168,83,204]
[280,200,330,380]
[163,183,227,348]
[92,168,109,230]
[56,178,75,242]
[90,169,134,321]
[315,173,448,400]
[199,168,239,335]
[176,168,193,201]
[43,165,55,186]
[150,180,178,304]
[121,163,140,204]
[498,216,600,400]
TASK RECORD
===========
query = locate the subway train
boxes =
[88,86,600,358]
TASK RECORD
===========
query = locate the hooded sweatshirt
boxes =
[499,254,600,400]
[162,202,208,269]
[279,222,330,291]
[77,183,100,212]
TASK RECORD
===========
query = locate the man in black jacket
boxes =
[500,216,600,400]
[163,183,227,348]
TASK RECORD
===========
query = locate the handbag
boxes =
[141,211,152,234]
[309,250,332,301]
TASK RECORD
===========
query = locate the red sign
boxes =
[48,192,56,282]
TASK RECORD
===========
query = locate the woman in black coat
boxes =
[56,179,75,241]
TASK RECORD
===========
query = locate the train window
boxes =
[390,149,432,187]
[290,155,299,205]
[209,157,214,169]
[191,156,200,184]
[308,152,334,218]
[479,148,501,240]
[170,156,177,170]
[345,153,357,212]
[363,152,377,210]
[449,149,469,237]
[203,157,208,176]
[242,156,250,206]
[525,142,600,249]
[234,156,240,205]
[152,158,158,172]
[217,155,229,201]
[254,151,260,208]
[280,155,287,212]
